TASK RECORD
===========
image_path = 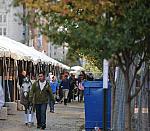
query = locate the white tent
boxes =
[71,66,85,71]
[0,36,29,60]
[0,36,70,69]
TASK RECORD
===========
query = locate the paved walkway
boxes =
[0,102,85,131]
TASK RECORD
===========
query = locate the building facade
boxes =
[0,0,68,63]
[47,42,68,62]
[0,0,24,42]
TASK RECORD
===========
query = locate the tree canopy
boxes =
[13,0,150,69]
[13,0,150,130]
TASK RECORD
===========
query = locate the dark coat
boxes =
[60,78,70,90]
[29,80,54,104]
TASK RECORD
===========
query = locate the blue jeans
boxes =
[35,103,47,128]
[48,93,55,111]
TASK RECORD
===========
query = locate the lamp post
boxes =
[103,59,109,131]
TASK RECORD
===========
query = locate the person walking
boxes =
[49,75,59,113]
[60,73,70,105]
[78,74,85,102]
[29,71,54,130]
[68,74,76,103]
[57,73,64,103]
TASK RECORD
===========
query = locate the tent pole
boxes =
[2,55,5,104]
[16,60,19,101]
[8,57,11,102]
[25,61,28,71]
[6,57,11,102]
[13,59,16,102]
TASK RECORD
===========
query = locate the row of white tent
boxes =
[0,36,70,70]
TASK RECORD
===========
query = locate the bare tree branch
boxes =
[109,66,116,89]
[130,68,149,101]
[116,53,126,74]
[128,57,145,97]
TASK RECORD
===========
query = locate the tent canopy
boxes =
[0,36,70,69]
[70,66,85,71]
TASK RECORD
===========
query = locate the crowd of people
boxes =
[52,70,94,106]
[18,70,94,130]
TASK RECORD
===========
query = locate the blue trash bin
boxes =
[84,81,111,131]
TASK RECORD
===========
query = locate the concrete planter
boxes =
[5,102,17,115]
[0,107,7,120]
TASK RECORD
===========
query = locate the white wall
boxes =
[7,6,24,42]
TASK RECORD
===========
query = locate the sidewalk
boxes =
[0,102,85,131]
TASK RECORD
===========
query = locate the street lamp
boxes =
[103,59,109,131]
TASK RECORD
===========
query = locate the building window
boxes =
[0,28,7,35]
[0,15,2,23]
[54,52,56,56]
[3,14,6,23]
[3,28,6,35]
[0,28,2,35]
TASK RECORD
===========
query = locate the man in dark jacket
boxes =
[68,74,76,103]
[60,73,70,105]
[29,71,54,130]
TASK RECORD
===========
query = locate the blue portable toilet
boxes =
[84,81,111,130]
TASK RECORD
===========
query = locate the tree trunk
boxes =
[148,91,150,130]
[129,65,136,130]
[109,66,116,128]
[113,67,132,131]
[136,89,142,131]
[147,69,150,131]
[112,63,147,131]
[125,101,132,131]
[135,68,150,131]
[111,86,116,127]
[112,69,125,131]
